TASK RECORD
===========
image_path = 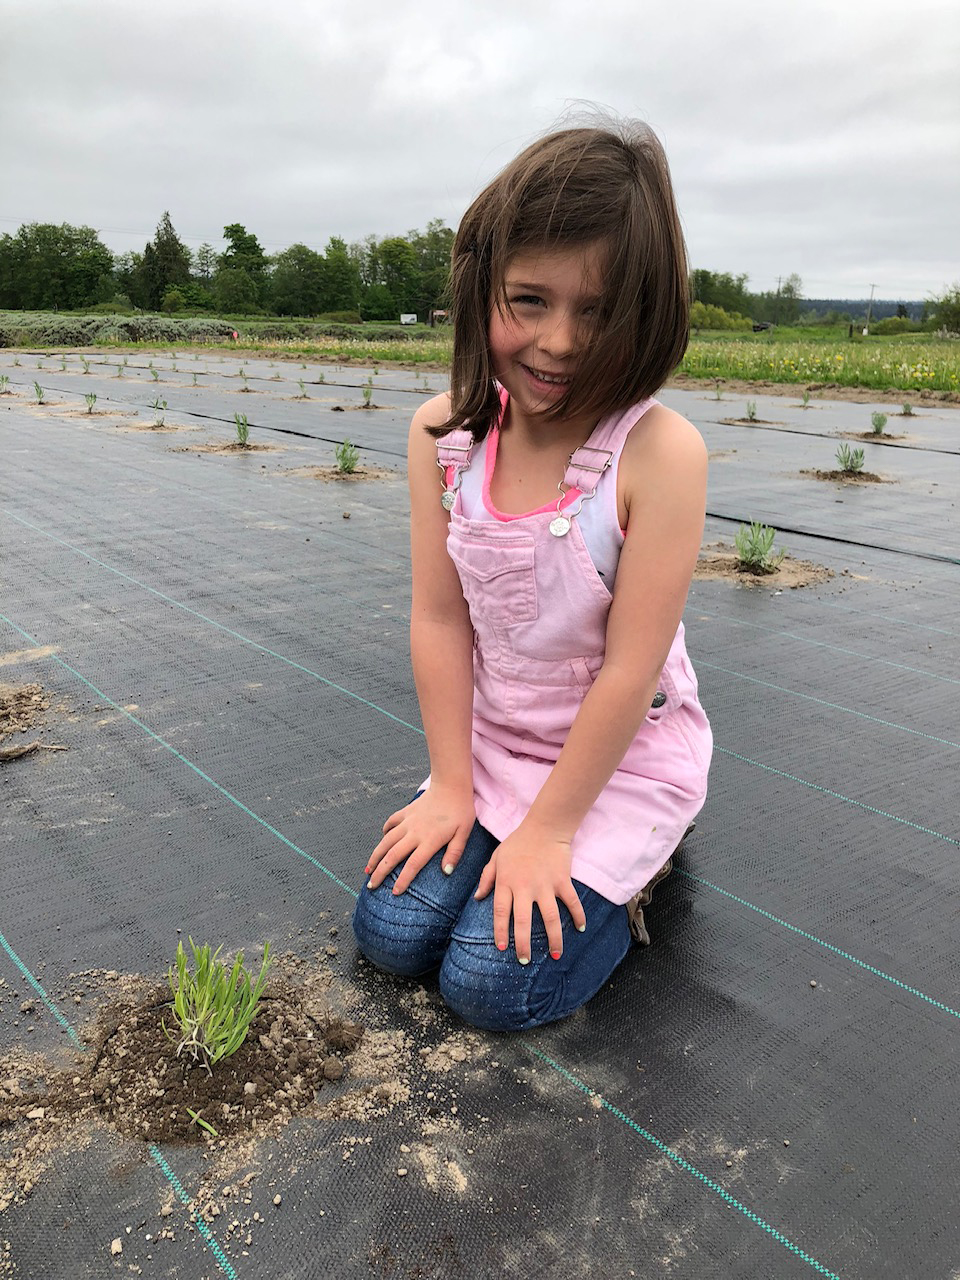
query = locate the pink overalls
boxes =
[434,394,712,906]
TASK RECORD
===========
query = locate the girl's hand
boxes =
[474,822,586,964]
[365,786,476,895]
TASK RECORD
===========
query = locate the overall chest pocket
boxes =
[447,535,538,627]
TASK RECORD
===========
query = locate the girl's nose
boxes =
[539,311,579,358]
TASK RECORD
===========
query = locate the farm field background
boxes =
[2,310,959,398]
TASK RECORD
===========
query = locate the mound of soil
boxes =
[840,431,907,444]
[695,544,834,589]
[279,465,395,483]
[0,962,364,1155]
[169,442,281,455]
[801,468,891,485]
[0,683,48,740]
[716,417,784,426]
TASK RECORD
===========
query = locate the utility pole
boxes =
[863,283,877,336]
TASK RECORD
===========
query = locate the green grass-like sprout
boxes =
[734,521,786,574]
[85,392,97,414]
[33,381,44,403]
[836,443,865,473]
[164,938,271,1074]
[745,400,757,422]
[234,412,249,446]
[336,438,359,473]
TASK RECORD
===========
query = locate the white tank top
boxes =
[456,425,628,589]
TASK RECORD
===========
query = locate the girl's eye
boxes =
[511,295,544,307]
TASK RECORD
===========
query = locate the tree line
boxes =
[0,214,954,329]
[0,214,455,321]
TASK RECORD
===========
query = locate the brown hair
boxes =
[430,120,690,441]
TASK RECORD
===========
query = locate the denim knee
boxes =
[352,819,500,977]
[438,884,632,1031]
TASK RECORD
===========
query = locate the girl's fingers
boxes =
[366,835,415,889]
[473,852,498,901]
[491,879,513,952]
[440,827,469,877]
[558,882,587,933]
[512,898,533,965]
[538,901,564,960]
[391,845,436,895]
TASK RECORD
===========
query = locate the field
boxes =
[1,349,959,1278]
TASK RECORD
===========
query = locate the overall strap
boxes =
[436,429,475,509]
[561,397,659,496]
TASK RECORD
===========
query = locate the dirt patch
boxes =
[695,544,834,589]
[0,954,367,1218]
[671,374,960,407]
[112,421,197,434]
[716,417,785,426]
[168,442,282,455]
[838,431,908,444]
[800,468,892,485]
[0,684,48,740]
[278,465,396,482]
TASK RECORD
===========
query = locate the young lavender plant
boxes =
[234,412,250,446]
[33,382,45,404]
[745,401,758,422]
[902,403,914,416]
[734,521,786,574]
[84,392,97,414]
[800,389,810,408]
[836,443,865,473]
[336,439,359,473]
[163,938,272,1075]
[870,412,887,436]
[0,375,9,395]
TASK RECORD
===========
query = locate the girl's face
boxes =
[488,242,606,426]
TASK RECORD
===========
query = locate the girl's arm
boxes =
[365,396,478,892]
[475,407,707,960]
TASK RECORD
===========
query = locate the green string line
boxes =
[714,744,959,846]
[149,1147,238,1279]
[0,930,84,1047]
[0,613,360,901]
[698,661,960,751]
[698,610,960,688]
[678,871,960,1019]
[0,510,419,732]
[531,1049,841,1280]
[0,933,237,1277]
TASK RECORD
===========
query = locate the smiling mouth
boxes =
[522,364,572,385]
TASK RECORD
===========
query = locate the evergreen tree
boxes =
[269,244,326,316]
[321,236,361,312]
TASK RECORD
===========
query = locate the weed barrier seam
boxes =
[530,1049,842,1279]
[706,416,960,457]
[6,508,958,732]
[0,934,239,1278]
[699,609,960,685]
[706,511,960,567]
[2,609,957,1027]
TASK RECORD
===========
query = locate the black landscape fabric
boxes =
[1,353,959,1279]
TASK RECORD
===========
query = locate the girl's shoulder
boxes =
[619,402,707,510]
[410,391,453,433]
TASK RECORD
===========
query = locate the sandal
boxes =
[625,822,696,945]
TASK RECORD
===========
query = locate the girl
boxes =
[352,120,712,1031]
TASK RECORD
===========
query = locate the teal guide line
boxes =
[532,1050,841,1280]
[0,937,237,1276]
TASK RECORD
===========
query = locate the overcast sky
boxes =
[3,0,958,301]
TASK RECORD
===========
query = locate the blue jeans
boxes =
[352,817,632,1032]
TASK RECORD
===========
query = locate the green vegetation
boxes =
[335,439,360,473]
[902,403,914,416]
[151,397,167,427]
[870,411,887,435]
[745,400,757,422]
[361,376,374,407]
[734,521,786,574]
[0,375,8,394]
[836,444,865,473]
[164,938,271,1075]
[33,381,44,403]
[84,392,96,413]
[234,412,249,446]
